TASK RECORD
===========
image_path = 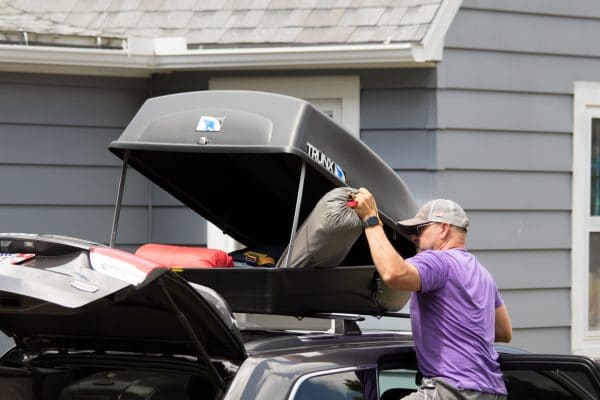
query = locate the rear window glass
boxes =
[504,369,595,400]
[293,369,376,400]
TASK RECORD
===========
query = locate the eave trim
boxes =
[0,42,435,77]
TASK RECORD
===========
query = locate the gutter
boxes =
[157,43,436,71]
[0,44,154,77]
[0,41,435,77]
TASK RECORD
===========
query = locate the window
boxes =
[504,369,589,399]
[589,120,600,333]
[573,82,600,356]
[378,368,418,400]
[291,368,376,400]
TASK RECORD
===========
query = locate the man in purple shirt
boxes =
[352,189,512,400]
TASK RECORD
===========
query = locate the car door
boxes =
[500,354,600,399]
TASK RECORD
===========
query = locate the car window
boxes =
[504,369,596,400]
[293,369,377,400]
[378,368,418,400]
[562,370,597,397]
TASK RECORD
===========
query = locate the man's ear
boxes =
[440,223,451,239]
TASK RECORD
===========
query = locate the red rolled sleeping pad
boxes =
[135,243,234,268]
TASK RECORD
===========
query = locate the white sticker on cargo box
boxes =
[196,116,225,132]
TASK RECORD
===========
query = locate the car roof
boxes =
[227,330,528,400]
[226,332,417,400]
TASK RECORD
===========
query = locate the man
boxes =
[352,189,512,400]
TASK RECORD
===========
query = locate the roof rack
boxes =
[374,312,411,319]
[297,313,364,336]
[297,312,411,335]
[308,312,411,335]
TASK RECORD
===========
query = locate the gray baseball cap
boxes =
[397,199,469,231]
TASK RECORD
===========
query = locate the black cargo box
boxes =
[179,267,408,315]
[109,90,417,315]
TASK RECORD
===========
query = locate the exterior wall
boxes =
[429,0,600,353]
[0,71,212,352]
[0,72,149,250]
[0,72,209,254]
[0,72,210,252]
[359,68,437,332]
[360,68,438,205]
[6,0,600,356]
[143,1,600,354]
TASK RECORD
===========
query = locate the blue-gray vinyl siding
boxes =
[0,72,209,352]
[360,0,600,354]
[433,0,600,354]
[0,73,143,247]
[0,72,206,252]
[6,0,600,355]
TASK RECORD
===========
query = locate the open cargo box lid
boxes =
[109,90,418,314]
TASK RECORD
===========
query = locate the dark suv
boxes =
[0,234,599,400]
[0,91,598,400]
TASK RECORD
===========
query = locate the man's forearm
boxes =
[364,225,421,291]
[494,305,513,343]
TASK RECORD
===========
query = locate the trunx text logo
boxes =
[306,142,346,183]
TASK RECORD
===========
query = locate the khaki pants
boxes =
[401,378,507,400]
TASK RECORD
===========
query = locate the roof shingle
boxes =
[0,0,443,47]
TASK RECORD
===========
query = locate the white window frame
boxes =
[572,82,600,356]
[206,75,360,251]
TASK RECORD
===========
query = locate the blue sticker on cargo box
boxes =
[196,116,225,132]
[334,164,346,182]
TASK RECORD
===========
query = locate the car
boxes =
[1,234,599,400]
[0,90,599,400]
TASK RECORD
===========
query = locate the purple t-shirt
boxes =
[407,248,507,395]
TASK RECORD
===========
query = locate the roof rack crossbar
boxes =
[296,313,364,335]
[334,319,362,336]
[297,313,365,321]
[375,312,411,319]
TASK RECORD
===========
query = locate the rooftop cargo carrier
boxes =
[109,90,418,315]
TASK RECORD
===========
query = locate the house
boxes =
[0,0,598,356]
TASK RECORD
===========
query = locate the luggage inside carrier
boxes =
[108,90,418,316]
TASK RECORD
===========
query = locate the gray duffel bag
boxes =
[276,187,363,268]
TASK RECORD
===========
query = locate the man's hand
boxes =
[352,187,378,221]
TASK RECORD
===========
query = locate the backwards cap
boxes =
[397,199,469,231]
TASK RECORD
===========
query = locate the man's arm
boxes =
[495,304,512,343]
[363,224,422,291]
[353,188,421,291]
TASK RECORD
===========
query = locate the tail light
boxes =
[89,247,164,285]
